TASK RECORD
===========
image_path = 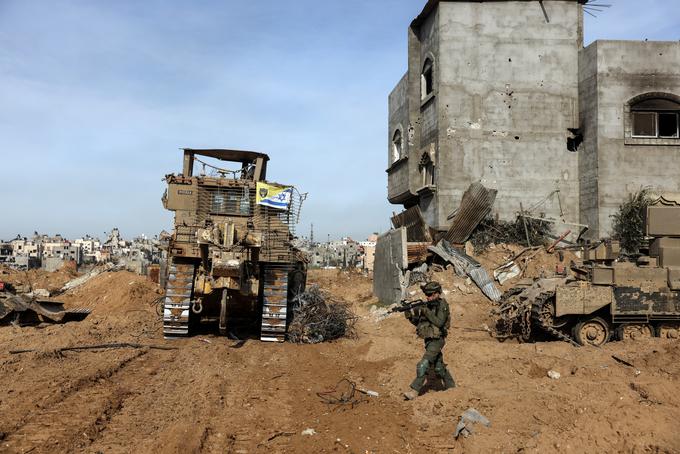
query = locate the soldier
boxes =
[403,281,456,400]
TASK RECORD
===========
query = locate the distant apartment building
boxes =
[75,236,102,263]
[0,242,12,264]
[10,238,41,259]
[43,241,82,264]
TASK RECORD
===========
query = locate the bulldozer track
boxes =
[163,262,196,337]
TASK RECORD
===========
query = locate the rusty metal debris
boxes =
[0,292,90,326]
[444,183,497,244]
[392,206,432,243]
[287,285,357,343]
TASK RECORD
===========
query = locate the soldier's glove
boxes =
[410,307,423,319]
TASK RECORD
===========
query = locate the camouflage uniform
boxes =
[405,284,456,394]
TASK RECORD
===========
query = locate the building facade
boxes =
[579,40,680,235]
[388,0,680,238]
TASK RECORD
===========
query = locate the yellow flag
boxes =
[256,182,292,209]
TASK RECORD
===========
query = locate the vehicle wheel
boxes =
[573,317,611,346]
[617,324,654,341]
[656,323,680,340]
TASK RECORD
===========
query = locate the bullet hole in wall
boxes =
[515,136,520,140]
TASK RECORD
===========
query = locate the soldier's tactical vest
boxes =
[415,298,450,339]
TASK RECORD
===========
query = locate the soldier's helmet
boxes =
[421,281,442,296]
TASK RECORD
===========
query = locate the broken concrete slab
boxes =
[59,262,120,294]
[373,228,408,305]
[454,407,491,439]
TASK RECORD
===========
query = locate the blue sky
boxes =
[1,0,678,241]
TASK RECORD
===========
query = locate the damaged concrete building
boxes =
[387,0,680,238]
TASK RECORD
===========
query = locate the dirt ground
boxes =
[1,262,679,453]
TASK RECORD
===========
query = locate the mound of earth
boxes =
[0,265,79,294]
[58,270,162,314]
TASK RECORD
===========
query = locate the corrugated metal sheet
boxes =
[407,242,431,264]
[428,240,502,303]
[443,183,497,244]
[392,206,433,243]
[468,267,502,303]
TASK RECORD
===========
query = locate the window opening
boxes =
[421,59,433,100]
[419,152,435,187]
[631,96,680,138]
[659,113,679,138]
[633,112,657,137]
[392,129,403,163]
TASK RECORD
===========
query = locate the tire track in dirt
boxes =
[0,347,149,438]
[1,350,153,453]
[87,341,295,453]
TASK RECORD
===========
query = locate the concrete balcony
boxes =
[387,157,414,204]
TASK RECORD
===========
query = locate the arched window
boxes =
[421,58,434,100]
[631,96,680,138]
[419,152,435,187]
[392,129,403,163]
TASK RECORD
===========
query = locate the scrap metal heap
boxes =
[162,149,307,341]
[0,282,90,326]
[494,203,680,346]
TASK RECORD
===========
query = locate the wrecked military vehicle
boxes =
[494,204,680,346]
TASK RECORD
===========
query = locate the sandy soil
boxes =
[0,265,679,453]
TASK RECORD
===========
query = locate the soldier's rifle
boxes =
[389,299,431,314]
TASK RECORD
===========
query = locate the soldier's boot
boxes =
[405,359,430,400]
[402,388,418,401]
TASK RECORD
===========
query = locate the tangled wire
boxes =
[316,379,366,409]
[287,285,357,343]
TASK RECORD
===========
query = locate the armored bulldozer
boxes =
[494,204,680,346]
[161,149,307,341]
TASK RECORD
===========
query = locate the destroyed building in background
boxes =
[303,237,366,270]
[0,229,163,275]
[387,0,680,239]
[297,235,378,273]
